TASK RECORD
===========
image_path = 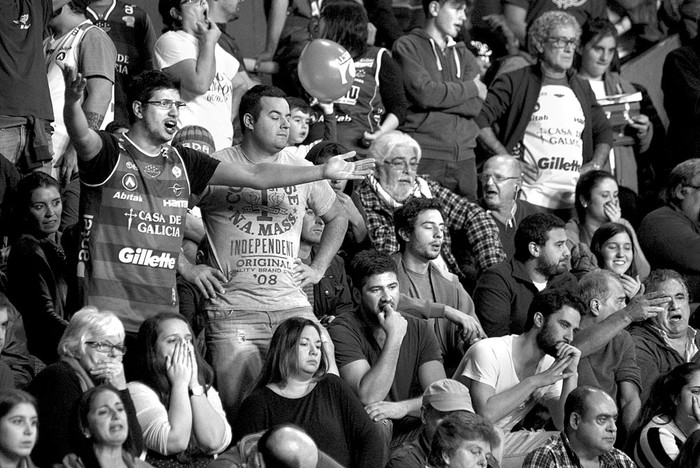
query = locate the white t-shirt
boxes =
[197,146,336,311]
[155,30,239,151]
[521,83,585,209]
[454,335,562,432]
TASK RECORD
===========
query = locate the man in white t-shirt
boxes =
[454,289,585,467]
[476,11,612,221]
[196,85,348,420]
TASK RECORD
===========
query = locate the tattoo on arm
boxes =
[85,112,105,131]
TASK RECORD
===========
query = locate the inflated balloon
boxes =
[298,39,356,102]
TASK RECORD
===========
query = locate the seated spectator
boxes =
[427,411,501,468]
[129,313,231,466]
[639,159,700,300]
[319,0,407,157]
[297,208,354,323]
[7,172,70,364]
[590,222,645,298]
[63,384,153,468]
[155,0,242,150]
[567,170,649,279]
[477,11,613,221]
[575,18,655,197]
[479,155,541,259]
[235,317,383,468]
[392,197,485,371]
[474,213,577,337]
[0,390,38,468]
[392,0,486,200]
[455,289,584,465]
[669,428,700,468]
[628,269,699,402]
[257,424,345,468]
[576,271,642,439]
[0,295,34,389]
[27,307,142,466]
[328,250,446,447]
[523,386,635,467]
[357,131,505,285]
[629,362,700,467]
[387,379,476,468]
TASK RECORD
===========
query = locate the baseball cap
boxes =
[172,125,216,154]
[423,379,474,412]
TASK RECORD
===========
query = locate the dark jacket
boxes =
[474,257,578,337]
[475,65,613,163]
[393,28,483,161]
[628,320,700,403]
[311,249,355,320]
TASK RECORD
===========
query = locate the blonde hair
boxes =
[57,307,125,359]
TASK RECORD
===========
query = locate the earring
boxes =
[582,203,588,208]
[178,15,182,20]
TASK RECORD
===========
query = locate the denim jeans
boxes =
[205,306,316,421]
[0,125,52,175]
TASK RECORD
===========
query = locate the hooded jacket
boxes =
[392,29,483,161]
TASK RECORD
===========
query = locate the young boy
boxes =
[392,0,487,200]
[282,97,338,160]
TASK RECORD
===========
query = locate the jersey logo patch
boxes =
[123,16,135,28]
[144,164,162,178]
[172,166,182,178]
[122,173,138,191]
[13,14,30,29]
[170,183,184,197]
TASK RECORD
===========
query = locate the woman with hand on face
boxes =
[7,172,71,365]
[0,390,38,468]
[128,313,231,467]
[591,222,645,298]
[63,385,154,468]
[566,170,649,279]
[629,362,700,468]
[235,317,382,468]
[26,308,142,467]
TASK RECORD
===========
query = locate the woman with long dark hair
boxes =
[235,317,383,468]
[0,390,38,468]
[590,222,644,297]
[129,313,231,467]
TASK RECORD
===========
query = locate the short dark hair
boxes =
[350,249,398,291]
[427,412,500,467]
[394,197,444,251]
[422,0,472,16]
[239,85,287,134]
[514,213,566,262]
[564,386,612,427]
[306,141,350,165]
[158,0,182,32]
[320,0,369,57]
[286,97,311,115]
[644,269,690,300]
[127,70,179,124]
[524,289,587,331]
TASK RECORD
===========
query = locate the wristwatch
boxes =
[189,384,205,397]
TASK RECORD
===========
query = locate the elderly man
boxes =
[480,155,541,258]
[476,11,612,220]
[628,269,700,402]
[474,212,578,337]
[358,130,505,284]
[523,386,636,468]
[639,159,700,300]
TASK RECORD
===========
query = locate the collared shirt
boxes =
[523,432,637,468]
[654,325,699,361]
[358,176,506,277]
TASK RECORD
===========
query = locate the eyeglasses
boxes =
[85,341,127,356]
[546,37,580,49]
[180,0,206,5]
[385,159,419,172]
[144,99,187,110]
[479,173,520,184]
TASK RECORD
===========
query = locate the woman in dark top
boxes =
[236,317,384,468]
[7,172,70,364]
[27,308,142,467]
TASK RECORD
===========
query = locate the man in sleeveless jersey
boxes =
[61,68,372,372]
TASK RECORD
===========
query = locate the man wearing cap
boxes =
[387,379,477,468]
[523,386,635,468]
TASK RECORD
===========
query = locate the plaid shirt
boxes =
[523,432,637,468]
[358,176,506,277]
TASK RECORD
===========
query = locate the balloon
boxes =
[298,39,356,102]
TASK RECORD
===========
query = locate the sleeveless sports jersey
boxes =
[77,135,190,332]
[44,20,115,162]
[86,0,156,124]
[334,47,387,154]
